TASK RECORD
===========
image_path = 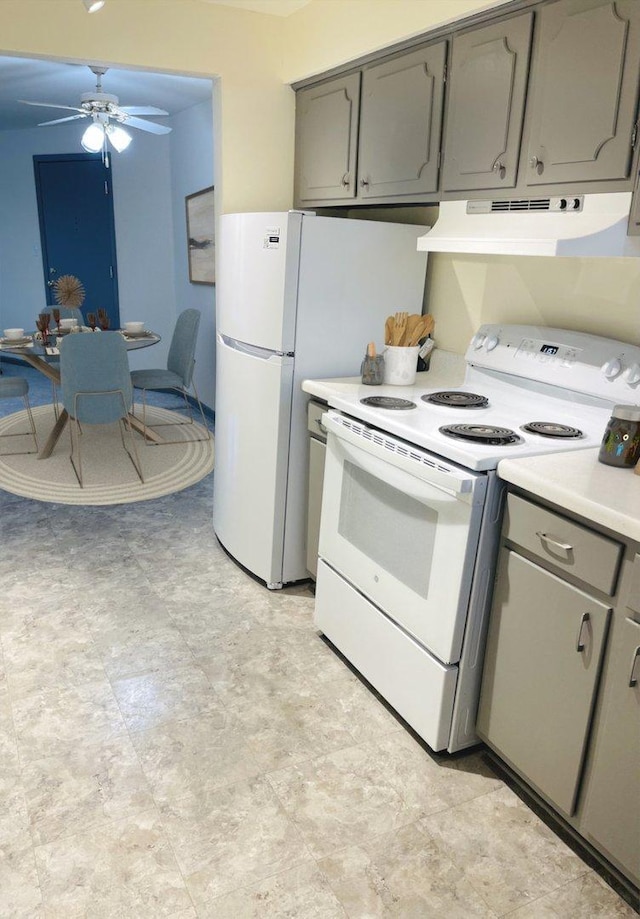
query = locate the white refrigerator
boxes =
[212,211,428,588]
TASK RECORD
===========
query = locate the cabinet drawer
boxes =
[504,493,622,595]
[307,400,328,441]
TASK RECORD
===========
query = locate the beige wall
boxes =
[2,0,638,349]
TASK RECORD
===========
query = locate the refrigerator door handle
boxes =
[218,332,293,360]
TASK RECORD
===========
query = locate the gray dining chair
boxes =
[60,331,144,487]
[130,308,209,444]
[0,377,39,455]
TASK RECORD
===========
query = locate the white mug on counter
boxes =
[383,345,420,385]
[4,328,25,340]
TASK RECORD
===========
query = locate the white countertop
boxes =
[302,348,466,403]
[498,450,640,543]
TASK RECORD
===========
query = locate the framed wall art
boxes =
[185,185,215,285]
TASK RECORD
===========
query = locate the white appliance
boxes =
[212,211,428,588]
[417,192,640,257]
[314,324,640,753]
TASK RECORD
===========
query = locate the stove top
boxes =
[308,325,640,472]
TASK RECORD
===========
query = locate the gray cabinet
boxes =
[295,73,360,203]
[523,0,640,187]
[477,548,610,816]
[294,43,445,205]
[581,613,640,886]
[357,44,446,199]
[442,13,533,192]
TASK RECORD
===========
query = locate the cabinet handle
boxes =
[629,646,640,687]
[360,178,370,189]
[492,157,506,177]
[536,531,573,553]
[341,173,350,188]
[315,418,327,434]
[575,612,590,652]
[530,155,544,172]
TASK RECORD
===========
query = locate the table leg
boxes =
[38,408,69,459]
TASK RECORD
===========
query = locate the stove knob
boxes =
[601,357,623,380]
[624,362,640,385]
[485,334,499,352]
[471,333,486,350]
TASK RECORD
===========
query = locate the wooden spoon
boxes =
[384,315,394,346]
[392,311,408,345]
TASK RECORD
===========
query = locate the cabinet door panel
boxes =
[477,551,610,817]
[295,73,360,202]
[581,617,640,885]
[442,13,532,192]
[525,0,640,186]
[358,43,446,198]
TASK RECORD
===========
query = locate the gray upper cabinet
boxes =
[295,73,361,203]
[357,43,446,199]
[523,0,640,187]
[442,13,533,192]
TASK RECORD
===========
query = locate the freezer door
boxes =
[213,334,294,587]
[217,212,303,354]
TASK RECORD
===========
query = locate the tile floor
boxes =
[0,363,637,917]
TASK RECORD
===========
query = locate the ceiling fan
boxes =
[19,65,172,153]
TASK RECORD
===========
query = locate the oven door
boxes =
[318,411,487,664]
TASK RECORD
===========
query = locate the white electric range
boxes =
[304,325,640,754]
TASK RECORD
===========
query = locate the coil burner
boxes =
[422,391,489,409]
[360,396,417,410]
[440,423,523,446]
[521,422,583,439]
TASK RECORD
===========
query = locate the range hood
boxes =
[417,192,640,257]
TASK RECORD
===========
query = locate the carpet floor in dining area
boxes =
[0,364,213,505]
[0,361,635,918]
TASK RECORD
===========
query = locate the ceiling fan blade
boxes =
[19,100,86,114]
[120,115,172,135]
[38,114,89,127]
[118,105,169,116]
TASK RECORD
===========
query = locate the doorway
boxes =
[34,153,120,329]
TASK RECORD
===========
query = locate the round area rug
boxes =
[0,404,214,505]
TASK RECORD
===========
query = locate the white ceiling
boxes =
[201,0,311,15]
[0,57,213,133]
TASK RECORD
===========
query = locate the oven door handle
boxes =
[329,431,473,503]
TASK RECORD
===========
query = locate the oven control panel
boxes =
[467,324,640,402]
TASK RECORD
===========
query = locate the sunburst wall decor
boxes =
[53,275,86,309]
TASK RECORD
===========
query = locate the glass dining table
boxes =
[0,329,162,458]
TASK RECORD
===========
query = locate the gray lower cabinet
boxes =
[441,12,533,192]
[522,0,640,187]
[580,614,640,886]
[357,43,446,199]
[295,73,361,203]
[477,549,610,817]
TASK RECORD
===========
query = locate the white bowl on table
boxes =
[4,328,25,340]
[124,321,145,334]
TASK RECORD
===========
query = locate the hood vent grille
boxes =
[467,196,584,215]
[490,198,551,212]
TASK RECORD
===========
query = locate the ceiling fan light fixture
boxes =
[83,0,106,12]
[107,124,132,152]
[81,122,105,153]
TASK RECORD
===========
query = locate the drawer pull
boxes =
[575,612,590,652]
[536,531,573,554]
[629,646,640,687]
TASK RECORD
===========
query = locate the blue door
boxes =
[34,153,120,329]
